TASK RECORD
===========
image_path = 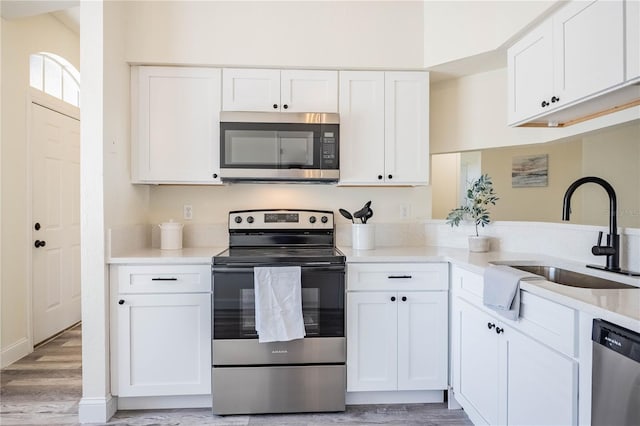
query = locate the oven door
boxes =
[213,264,344,340]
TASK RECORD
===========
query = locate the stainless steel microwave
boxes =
[219,112,339,183]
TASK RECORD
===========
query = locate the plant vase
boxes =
[468,235,490,253]
[352,223,375,250]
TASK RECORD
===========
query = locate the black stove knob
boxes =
[309,216,317,224]
[234,216,242,224]
[321,216,328,223]
[247,216,254,224]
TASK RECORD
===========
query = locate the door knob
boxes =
[34,222,41,231]
[390,296,396,302]
[34,240,46,248]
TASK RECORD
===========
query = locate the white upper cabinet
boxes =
[628,0,640,81]
[338,71,385,184]
[222,68,338,113]
[553,0,625,104]
[507,20,555,124]
[507,0,627,126]
[132,66,222,184]
[339,71,429,186]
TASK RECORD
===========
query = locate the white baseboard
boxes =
[346,390,444,405]
[78,395,117,423]
[1,337,31,368]
[447,389,463,410]
[116,394,211,410]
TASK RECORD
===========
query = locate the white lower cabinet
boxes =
[347,263,448,393]
[452,266,578,426]
[110,264,212,398]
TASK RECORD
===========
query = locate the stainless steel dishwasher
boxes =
[591,319,640,426]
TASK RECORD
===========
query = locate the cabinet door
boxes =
[505,326,578,426]
[397,291,448,390]
[222,68,281,112]
[507,20,554,125]
[115,293,211,397]
[280,70,338,113]
[346,292,398,392]
[456,299,500,425]
[384,72,429,185]
[134,66,221,183]
[553,0,625,104]
[338,71,385,185]
[628,0,640,81]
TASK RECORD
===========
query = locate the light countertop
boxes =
[108,247,226,264]
[340,245,640,333]
[109,244,640,332]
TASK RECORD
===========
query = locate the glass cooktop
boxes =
[213,246,345,265]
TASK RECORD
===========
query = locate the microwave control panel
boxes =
[321,131,337,167]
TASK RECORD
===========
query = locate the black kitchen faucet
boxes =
[562,176,640,276]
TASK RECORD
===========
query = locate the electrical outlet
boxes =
[183,204,193,220]
[400,204,410,219]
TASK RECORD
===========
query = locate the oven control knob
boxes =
[247,216,254,224]
[309,216,317,224]
[321,216,328,224]
[234,216,242,224]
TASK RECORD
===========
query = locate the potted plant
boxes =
[446,174,499,252]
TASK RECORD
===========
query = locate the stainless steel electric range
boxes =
[211,209,346,415]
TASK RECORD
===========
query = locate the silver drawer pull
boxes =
[151,277,178,281]
[388,275,412,279]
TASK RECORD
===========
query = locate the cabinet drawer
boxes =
[451,266,484,302]
[347,263,448,291]
[518,291,577,357]
[116,264,211,294]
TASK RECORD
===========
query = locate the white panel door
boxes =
[116,293,211,397]
[384,72,429,185]
[627,0,640,81]
[346,292,398,392]
[280,70,338,113]
[397,291,448,390]
[507,19,554,124]
[340,71,384,184]
[457,299,500,426]
[136,66,221,183]
[338,71,385,184]
[553,0,625,104]
[505,325,578,426]
[222,68,280,111]
[31,103,80,344]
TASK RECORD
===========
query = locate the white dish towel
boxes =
[483,265,543,321]
[254,266,306,343]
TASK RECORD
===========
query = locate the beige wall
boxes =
[124,1,424,69]
[423,1,555,68]
[430,68,640,154]
[581,123,640,228]
[147,185,431,225]
[1,14,79,366]
[431,122,640,228]
[481,139,583,223]
[430,152,460,219]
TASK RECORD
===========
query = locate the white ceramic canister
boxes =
[159,220,184,250]
[352,223,375,250]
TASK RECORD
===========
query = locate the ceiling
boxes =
[1,0,79,33]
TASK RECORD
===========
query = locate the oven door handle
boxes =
[213,265,345,273]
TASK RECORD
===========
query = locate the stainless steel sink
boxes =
[498,264,638,290]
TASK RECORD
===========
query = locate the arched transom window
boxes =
[29,52,80,107]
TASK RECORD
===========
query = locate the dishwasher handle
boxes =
[592,319,640,363]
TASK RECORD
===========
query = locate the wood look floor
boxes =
[1,325,472,425]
